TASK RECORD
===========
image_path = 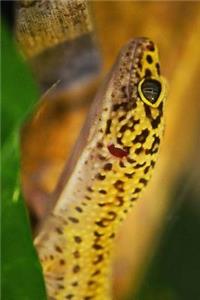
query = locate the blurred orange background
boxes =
[20,2,200,299]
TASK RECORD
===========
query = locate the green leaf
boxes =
[1,22,47,300]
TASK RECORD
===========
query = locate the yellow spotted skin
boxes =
[35,38,167,300]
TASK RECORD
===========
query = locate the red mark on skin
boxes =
[107,144,128,158]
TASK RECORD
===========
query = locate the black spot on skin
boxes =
[146,55,153,63]
[146,135,160,154]
[151,115,161,129]
[87,280,95,286]
[97,142,103,148]
[127,157,136,164]
[60,259,65,265]
[129,100,137,110]
[73,251,80,258]
[135,71,140,79]
[135,147,143,154]
[103,163,112,171]
[98,202,107,207]
[134,162,146,169]
[133,188,141,194]
[125,172,135,178]
[99,189,107,194]
[71,281,78,287]
[87,187,94,192]
[120,124,128,133]
[144,165,150,174]
[131,197,137,202]
[66,294,74,299]
[145,69,152,77]
[119,115,126,122]
[144,103,152,120]
[93,244,103,250]
[96,213,116,227]
[116,136,123,145]
[93,254,104,264]
[58,284,64,289]
[113,101,134,112]
[73,265,80,273]
[94,231,104,237]
[56,227,63,234]
[96,173,106,180]
[119,161,125,168]
[145,148,158,155]
[123,146,131,153]
[92,269,101,276]
[158,101,163,113]
[107,211,117,221]
[147,42,155,51]
[129,118,140,130]
[133,129,149,144]
[75,206,83,213]
[84,296,93,300]
[55,245,62,253]
[98,154,106,160]
[156,63,160,75]
[68,217,79,223]
[105,119,112,134]
[138,61,142,70]
[151,160,156,167]
[112,103,122,111]
[139,178,148,185]
[74,236,82,243]
[95,220,107,228]
[109,233,115,239]
[85,196,91,200]
[114,180,124,192]
[57,276,64,281]
[129,116,137,123]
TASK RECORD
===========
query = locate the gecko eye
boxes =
[138,77,166,108]
[141,79,161,103]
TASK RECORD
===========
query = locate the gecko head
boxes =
[104,38,167,159]
[113,37,167,109]
[134,38,167,108]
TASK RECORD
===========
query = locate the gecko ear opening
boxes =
[138,77,166,107]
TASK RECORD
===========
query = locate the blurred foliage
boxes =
[1,22,47,300]
[129,178,200,300]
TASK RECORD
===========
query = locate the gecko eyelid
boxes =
[138,76,166,108]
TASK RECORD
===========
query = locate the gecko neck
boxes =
[47,202,121,300]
